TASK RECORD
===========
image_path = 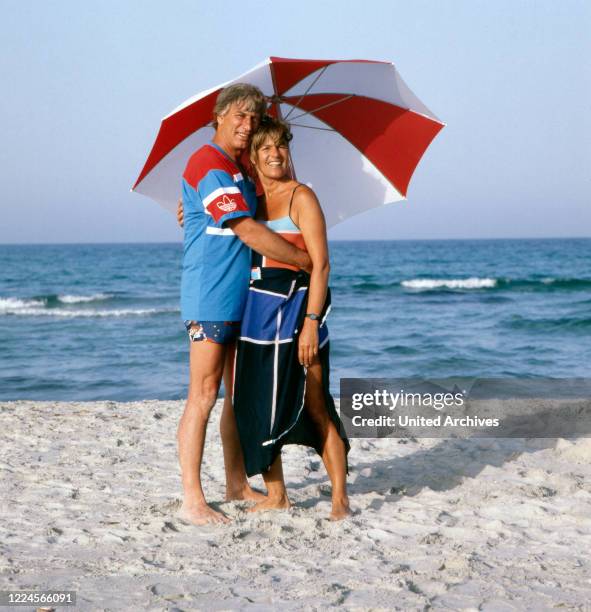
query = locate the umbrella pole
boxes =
[267,75,298,182]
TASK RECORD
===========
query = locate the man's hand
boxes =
[299,251,313,274]
[177,198,184,227]
[227,217,312,272]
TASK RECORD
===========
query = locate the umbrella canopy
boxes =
[132,56,444,228]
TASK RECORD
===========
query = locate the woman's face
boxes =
[253,135,290,180]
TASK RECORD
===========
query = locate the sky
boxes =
[0,0,589,243]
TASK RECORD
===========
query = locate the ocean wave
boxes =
[503,278,591,290]
[0,293,115,311]
[504,315,591,331]
[402,278,497,290]
[399,277,591,293]
[0,303,178,318]
[57,293,113,304]
[0,297,46,311]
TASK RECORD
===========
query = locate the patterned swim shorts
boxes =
[184,320,241,345]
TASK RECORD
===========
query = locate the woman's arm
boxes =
[293,186,330,368]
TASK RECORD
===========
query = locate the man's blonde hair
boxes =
[213,83,267,128]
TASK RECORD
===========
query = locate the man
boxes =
[177,83,311,525]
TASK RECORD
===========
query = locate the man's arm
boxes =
[176,197,310,271]
[226,217,311,272]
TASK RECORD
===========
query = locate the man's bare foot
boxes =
[225,484,267,503]
[177,502,230,525]
[329,497,352,521]
[247,495,291,513]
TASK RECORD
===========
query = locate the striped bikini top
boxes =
[263,215,300,233]
[252,185,306,272]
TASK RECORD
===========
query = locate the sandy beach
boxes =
[1,399,591,610]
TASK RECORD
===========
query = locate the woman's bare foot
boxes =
[226,484,267,503]
[247,495,291,513]
[178,502,230,525]
[329,497,352,521]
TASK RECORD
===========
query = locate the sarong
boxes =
[233,268,350,477]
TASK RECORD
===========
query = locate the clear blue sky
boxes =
[1,0,589,243]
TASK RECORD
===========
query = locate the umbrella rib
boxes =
[287,95,355,122]
[288,123,337,133]
[283,67,328,121]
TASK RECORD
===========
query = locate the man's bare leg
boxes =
[248,454,291,512]
[220,344,266,502]
[305,359,351,521]
[177,337,230,525]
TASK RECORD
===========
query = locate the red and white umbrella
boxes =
[132,56,444,228]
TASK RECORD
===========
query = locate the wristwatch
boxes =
[305,313,320,321]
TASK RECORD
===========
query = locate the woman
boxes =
[233,116,351,521]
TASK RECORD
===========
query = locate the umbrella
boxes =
[132,56,444,227]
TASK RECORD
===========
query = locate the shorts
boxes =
[184,320,241,345]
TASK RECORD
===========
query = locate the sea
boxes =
[1,239,590,401]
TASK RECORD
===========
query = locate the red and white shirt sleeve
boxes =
[198,169,252,225]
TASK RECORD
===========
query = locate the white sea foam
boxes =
[58,293,113,304]
[0,305,177,318]
[0,297,46,312]
[401,277,497,290]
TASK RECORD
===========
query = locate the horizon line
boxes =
[1,235,591,247]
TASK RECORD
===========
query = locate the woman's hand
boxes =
[298,319,319,368]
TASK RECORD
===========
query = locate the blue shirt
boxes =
[180,143,257,321]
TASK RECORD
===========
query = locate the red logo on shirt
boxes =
[217,195,238,212]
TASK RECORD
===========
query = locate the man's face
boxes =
[216,100,261,152]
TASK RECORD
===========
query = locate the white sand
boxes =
[1,400,591,610]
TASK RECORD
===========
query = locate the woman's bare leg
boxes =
[305,359,350,520]
[248,454,291,512]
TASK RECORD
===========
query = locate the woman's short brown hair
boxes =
[249,115,293,161]
[212,83,267,128]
